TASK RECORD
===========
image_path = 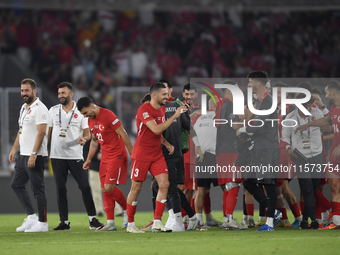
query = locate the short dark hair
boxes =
[158,78,172,88]
[273,82,288,88]
[297,82,312,92]
[295,92,314,106]
[150,82,166,94]
[247,71,269,86]
[326,80,340,92]
[183,82,197,92]
[77,97,94,111]
[140,93,151,104]
[57,82,73,91]
[221,79,237,93]
[21,78,36,89]
[311,88,322,95]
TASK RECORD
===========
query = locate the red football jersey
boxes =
[88,108,127,163]
[329,105,340,163]
[132,103,165,161]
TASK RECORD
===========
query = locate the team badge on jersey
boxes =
[143,112,149,119]
[73,113,78,118]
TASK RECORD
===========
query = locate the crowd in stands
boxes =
[1,9,339,112]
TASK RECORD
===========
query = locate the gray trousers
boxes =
[11,155,47,222]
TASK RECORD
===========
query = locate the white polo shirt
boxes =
[192,110,217,155]
[282,107,324,158]
[48,101,89,160]
[19,98,49,156]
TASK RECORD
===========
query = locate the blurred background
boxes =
[0,0,338,212]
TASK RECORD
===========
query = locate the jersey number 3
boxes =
[134,168,139,177]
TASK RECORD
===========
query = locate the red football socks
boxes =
[246,204,254,216]
[111,187,127,210]
[127,203,137,223]
[203,193,211,215]
[191,198,196,214]
[154,201,166,220]
[288,203,301,218]
[223,191,228,216]
[103,192,115,220]
[331,202,340,216]
[226,188,239,215]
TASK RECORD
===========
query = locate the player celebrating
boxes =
[77,97,133,231]
[296,80,340,230]
[126,82,187,233]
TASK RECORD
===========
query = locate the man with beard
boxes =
[47,82,104,230]
[125,82,187,233]
[296,80,340,230]
[77,96,133,232]
[9,78,49,232]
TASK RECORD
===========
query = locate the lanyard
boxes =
[19,106,31,126]
[296,115,310,139]
[59,105,75,129]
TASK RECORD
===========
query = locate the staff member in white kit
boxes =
[48,82,103,230]
[9,78,49,232]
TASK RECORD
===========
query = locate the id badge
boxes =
[59,129,67,138]
[19,126,22,134]
[302,140,310,149]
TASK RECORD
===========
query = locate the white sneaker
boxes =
[96,223,117,232]
[25,221,49,232]
[165,215,175,228]
[169,222,185,232]
[187,216,198,230]
[16,217,38,232]
[152,220,172,233]
[183,215,189,224]
[206,217,222,227]
[126,225,145,233]
[224,219,246,230]
[121,211,128,229]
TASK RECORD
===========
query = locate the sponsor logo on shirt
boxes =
[143,112,149,119]
[112,118,119,125]
[42,114,47,120]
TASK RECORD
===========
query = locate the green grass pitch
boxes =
[1,211,339,255]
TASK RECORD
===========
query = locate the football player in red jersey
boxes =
[77,97,133,231]
[296,80,340,230]
[126,82,187,233]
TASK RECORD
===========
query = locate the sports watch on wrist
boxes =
[31,151,37,155]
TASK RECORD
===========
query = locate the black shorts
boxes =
[196,152,218,188]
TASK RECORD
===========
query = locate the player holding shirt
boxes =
[126,82,187,233]
[77,97,133,231]
[296,80,340,230]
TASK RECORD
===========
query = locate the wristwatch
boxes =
[31,151,37,155]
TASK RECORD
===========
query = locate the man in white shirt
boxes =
[9,78,49,232]
[48,82,103,230]
[282,93,324,229]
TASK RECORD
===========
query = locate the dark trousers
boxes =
[152,156,194,217]
[244,181,277,218]
[295,153,323,221]
[11,155,47,222]
[51,159,96,221]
